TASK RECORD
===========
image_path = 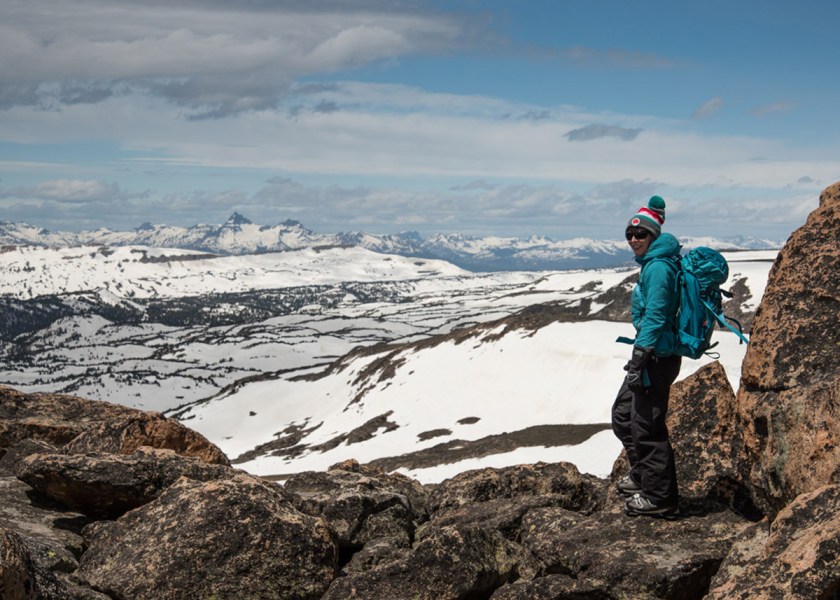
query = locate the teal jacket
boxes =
[631,232,681,355]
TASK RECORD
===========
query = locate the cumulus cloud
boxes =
[0,0,461,117]
[564,124,643,142]
[692,97,724,119]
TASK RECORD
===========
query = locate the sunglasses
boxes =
[625,230,650,241]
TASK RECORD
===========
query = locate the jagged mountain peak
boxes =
[224,212,252,226]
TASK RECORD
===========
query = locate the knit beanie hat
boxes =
[626,195,666,238]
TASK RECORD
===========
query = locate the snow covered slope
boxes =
[0,245,466,299]
[0,244,776,484]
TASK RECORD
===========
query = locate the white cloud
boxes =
[4,81,837,194]
[691,97,724,119]
[0,0,460,116]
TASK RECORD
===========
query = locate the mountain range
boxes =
[0,214,782,271]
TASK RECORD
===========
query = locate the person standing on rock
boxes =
[611,196,682,519]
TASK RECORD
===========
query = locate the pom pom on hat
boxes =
[627,195,666,238]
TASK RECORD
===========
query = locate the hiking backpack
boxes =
[669,246,750,359]
[617,246,750,358]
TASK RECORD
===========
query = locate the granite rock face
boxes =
[707,484,840,599]
[735,181,840,516]
[77,473,338,600]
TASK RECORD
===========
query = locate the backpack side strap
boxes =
[701,299,750,345]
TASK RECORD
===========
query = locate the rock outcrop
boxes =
[0,386,228,465]
[284,459,430,551]
[429,461,607,514]
[514,504,751,599]
[15,447,233,519]
[1,528,66,600]
[0,183,837,599]
[76,473,337,600]
[735,181,840,516]
[707,484,840,599]
[321,524,520,600]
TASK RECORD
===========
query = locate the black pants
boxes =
[611,354,682,505]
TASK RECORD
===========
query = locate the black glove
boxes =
[624,346,654,394]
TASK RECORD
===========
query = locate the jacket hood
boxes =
[636,232,681,265]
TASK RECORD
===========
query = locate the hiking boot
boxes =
[624,494,679,520]
[615,475,642,497]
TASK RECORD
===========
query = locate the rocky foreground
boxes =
[1,182,839,599]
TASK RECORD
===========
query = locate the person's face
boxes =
[626,228,653,257]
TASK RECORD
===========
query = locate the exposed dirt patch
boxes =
[235,412,402,464]
[309,411,401,454]
[417,429,452,442]
[364,423,611,472]
[588,272,636,321]
[232,420,322,464]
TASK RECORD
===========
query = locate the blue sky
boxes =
[1,0,838,241]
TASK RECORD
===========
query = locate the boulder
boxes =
[16,446,233,520]
[419,494,579,542]
[341,537,410,575]
[1,527,43,600]
[430,461,606,514]
[0,386,229,465]
[321,524,520,600]
[707,484,840,599]
[0,527,77,600]
[0,438,58,476]
[77,472,337,600]
[735,181,840,515]
[609,361,762,519]
[283,459,429,550]
[0,474,86,575]
[518,504,751,599]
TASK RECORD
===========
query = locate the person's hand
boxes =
[624,346,653,394]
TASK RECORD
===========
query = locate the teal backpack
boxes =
[669,247,750,358]
[619,247,750,359]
